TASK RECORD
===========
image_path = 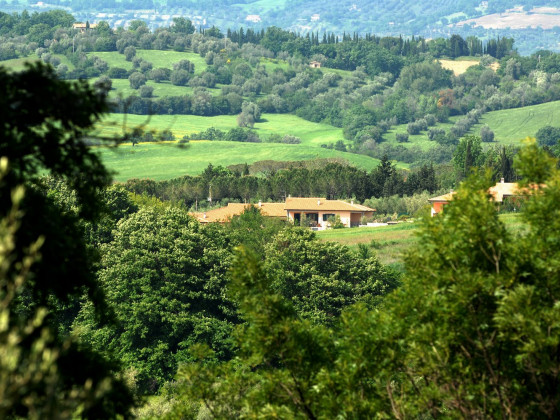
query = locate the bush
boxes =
[428,128,446,140]
[407,121,422,135]
[157,129,174,141]
[170,69,190,86]
[424,114,437,126]
[139,85,154,98]
[396,133,409,143]
[224,127,261,143]
[149,67,171,82]
[128,72,147,89]
[108,67,128,79]
[173,59,195,73]
[327,215,345,229]
[480,125,495,142]
[536,125,560,147]
[124,45,136,61]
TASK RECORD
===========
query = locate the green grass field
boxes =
[98,112,346,146]
[0,54,74,71]
[91,49,208,74]
[382,100,560,149]
[317,212,524,268]
[108,79,221,98]
[95,141,383,181]
[317,222,418,268]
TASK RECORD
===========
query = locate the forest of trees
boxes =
[4,10,560,169]
[2,63,560,418]
[3,12,560,419]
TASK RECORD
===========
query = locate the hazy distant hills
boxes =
[5,0,560,53]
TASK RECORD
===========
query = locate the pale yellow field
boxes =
[439,59,499,76]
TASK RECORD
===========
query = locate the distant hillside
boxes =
[383,100,560,150]
[4,0,560,53]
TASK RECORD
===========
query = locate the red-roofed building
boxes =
[190,198,375,228]
[285,197,375,227]
[191,202,286,224]
[428,178,522,216]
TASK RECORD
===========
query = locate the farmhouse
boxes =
[429,178,521,216]
[72,22,98,33]
[245,14,261,23]
[192,202,285,223]
[309,60,322,68]
[191,198,375,228]
[285,197,374,228]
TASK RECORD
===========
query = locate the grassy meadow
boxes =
[92,50,209,74]
[96,141,383,181]
[382,100,560,149]
[98,112,346,146]
[0,53,74,71]
[109,78,221,98]
[318,212,524,268]
[317,222,418,268]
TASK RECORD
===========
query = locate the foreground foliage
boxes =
[171,141,560,419]
[0,63,135,418]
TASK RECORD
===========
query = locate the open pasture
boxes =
[318,212,524,268]
[95,140,382,181]
[382,100,560,148]
[98,112,346,146]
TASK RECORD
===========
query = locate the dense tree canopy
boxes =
[172,140,560,418]
[0,63,135,418]
[75,207,238,393]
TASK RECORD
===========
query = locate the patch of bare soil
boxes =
[455,9,560,30]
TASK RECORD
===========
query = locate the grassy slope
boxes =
[382,100,560,149]
[92,49,208,74]
[109,79,221,98]
[98,112,346,146]
[0,54,74,71]
[96,111,389,181]
[96,141,382,181]
[317,212,523,268]
[317,222,418,268]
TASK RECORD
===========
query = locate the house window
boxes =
[306,213,319,223]
[322,213,335,221]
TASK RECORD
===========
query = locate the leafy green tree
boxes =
[128,71,146,89]
[264,228,399,325]
[536,125,560,148]
[75,208,238,393]
[226,205,286,259]
[236,101,261,128]
[0,63,135,418]
[453,134,483,181]
[124,45,136,61]
[173,59,195,73]
[170,69,191,86]
[171,17,195,34]
[171,141,560,418]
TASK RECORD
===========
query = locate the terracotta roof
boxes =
[191,202,286,223]
[488,182,519,202]
[428,192,456,202]
[285,197,375,212]
[429,181,523,204]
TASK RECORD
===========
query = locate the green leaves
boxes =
[172,142,560,418]
[76,207,237,392]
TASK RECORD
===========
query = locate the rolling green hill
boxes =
[96,141,383,182]
[92,50,209,74]
[98,112,346,146]
[95,112,388,181]
[383,100,560,149]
